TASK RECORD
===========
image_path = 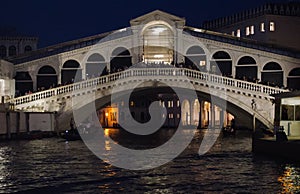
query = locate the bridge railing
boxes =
[9,67,288,106]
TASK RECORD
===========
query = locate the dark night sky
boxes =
[2,0,287,48]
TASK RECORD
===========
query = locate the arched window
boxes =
[185,46,206,71]
[143,24,174,64]
[236,56,257,82]
[37,66,58,90]
[262,62,283,87]
[86,53,107,78]
[61,60,82,84]
[8,46,16,56]
[110,47,132,72]
[24,45,32,53]
[210,51,232,76]
[181,100,191,126]
[0,45,7,58]
[288,68,300,90]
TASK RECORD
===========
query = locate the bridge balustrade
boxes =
[9,67,288,107]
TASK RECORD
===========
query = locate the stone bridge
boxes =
[8,67,288,131]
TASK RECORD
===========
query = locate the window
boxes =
[231,31,235,36]
[281,105,294,121]
[24,45,32,53]
[270,22,275,32]
[177,100,180,107]
[168,114,174,119]
[8,46,16,56]
[250,25,255,35]
[246,27,250,36]
[168,101,173,108]
[237,29,241,37]
[260,23,265,32]
[0,45,6,58]
[130,101,134,107]
[296,106,300,121]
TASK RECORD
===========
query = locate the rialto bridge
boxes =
[2,10,299,131]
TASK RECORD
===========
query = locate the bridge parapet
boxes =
[9,67,288,110]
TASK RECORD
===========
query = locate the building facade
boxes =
[203,2,300,52]
[0,9,299,99]
[0,27,38,59]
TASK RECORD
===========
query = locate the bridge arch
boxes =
[287,68,300,90]
[261,62,283,87]
[37,65,58,90]
[236,56,257,81]
[110,47,132,73]
[185,46,207,71]
[85,53,107,79]
[61,59,82,84]
[210,51,232,76]
[14,72,33,96]
[142,23,174,64]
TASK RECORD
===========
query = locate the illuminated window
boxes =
[177,114,180,119]
[250,25,255,35]
[260,23,265,32]
[168,101,173,108]
[237,29,241,37]
[168,114,174,119]
[231,31,235,36]
[246,27,250,36]
[200,61,206,66]
[130,101,134,107]
[177,100,180,107]
[270,22,275,32]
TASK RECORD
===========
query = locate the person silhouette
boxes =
[70,118,75,130]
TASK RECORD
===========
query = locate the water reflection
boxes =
[278,165,300,193]
[0,130,299,193]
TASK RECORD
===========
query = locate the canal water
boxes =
[0,129,299,193]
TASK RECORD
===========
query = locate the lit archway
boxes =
[288,68,300,90]
[181,100,190,126]
[192,99,200,126]
[236,56,257,81]
[110,47,132,72]
[61,60,82,84]
[185,46,206,71]
[262,62,283,87]
[143,24,174,64]
[37,66,57,90]
[211,51,232,76]
[86,53,107,78]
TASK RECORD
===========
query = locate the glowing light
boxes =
[154,54,164,58]
[105,112,109,117]
[193,28,203,33]
[118,28,127,32]
[151,27,166,34]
